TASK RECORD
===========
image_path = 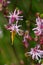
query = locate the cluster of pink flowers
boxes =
[3,4,43,64]
[5,8,23,36]
[25,13,43,64]
[32,13,43,45]
[0,0,43,65]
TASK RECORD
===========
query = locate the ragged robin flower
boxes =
[4,21,23,44]
[4,21,23,35]
[7,8,23,24]
[32,15,41,36]
[26,46,43,61]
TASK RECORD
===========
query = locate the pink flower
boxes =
[37,50,43,58]
[22,30,31,48]
[36,17,41,28]
[27,46,42,60]
[5,24,15,32]
[7,9,23,24]
[33,17,43,36]
[14,21,22,35]
[32,17,41,36]
[4,21,23,35]
[32,27,41,36]
[23,37,29,48]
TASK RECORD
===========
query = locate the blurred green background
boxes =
[0,0,43,65]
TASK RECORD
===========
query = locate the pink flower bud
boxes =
[23,40,29,48]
